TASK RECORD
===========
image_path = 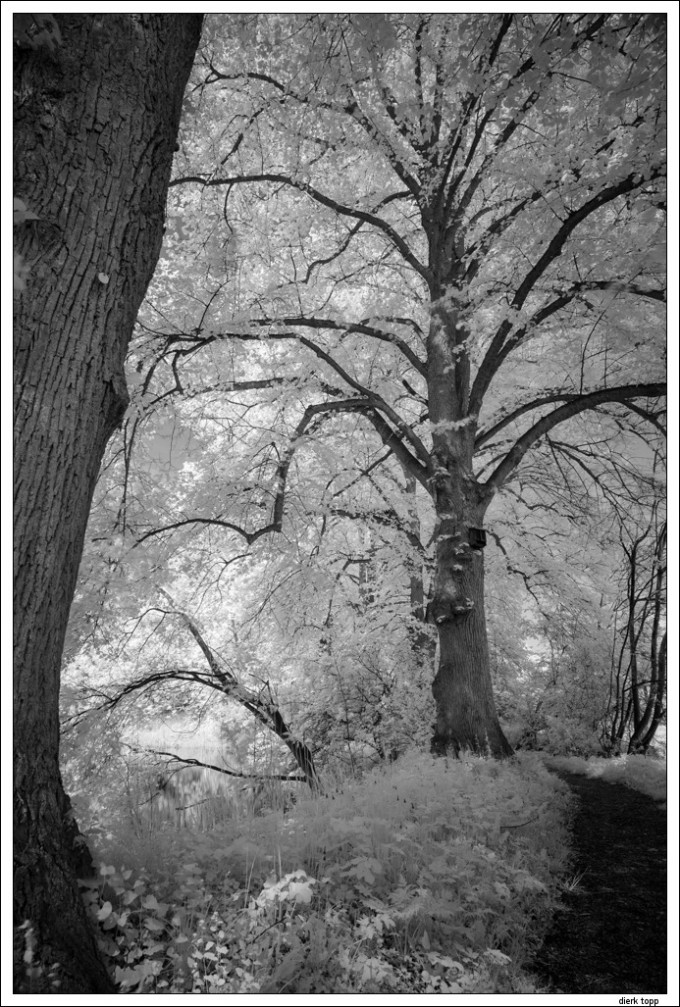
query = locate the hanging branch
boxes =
[79,590,321,791]
[156,588,320,790]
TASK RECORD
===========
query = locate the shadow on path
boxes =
[530,771,666,994]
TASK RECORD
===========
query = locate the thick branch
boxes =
[136,516,267,547]
[483,383,666,492]
[253,315,426,377]
[170,171,428,281]
[298,191,417,283]
[135,393,429,549]
[221,327,431,468]
[476,385,665,449]
[361,408,431,488]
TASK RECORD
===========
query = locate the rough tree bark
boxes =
[426,291,513,758]
[13,14,202,993]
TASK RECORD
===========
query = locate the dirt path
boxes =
[530,771,667,994]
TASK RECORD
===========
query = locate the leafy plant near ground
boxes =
[82,752,572,993]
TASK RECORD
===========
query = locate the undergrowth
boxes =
[82,751,572,993]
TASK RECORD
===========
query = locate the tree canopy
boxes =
[67,11,666,785]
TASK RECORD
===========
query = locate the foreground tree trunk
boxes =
[13,14,202,992]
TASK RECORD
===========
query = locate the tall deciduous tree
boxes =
[134,13,664,758]
[13,14,202,992]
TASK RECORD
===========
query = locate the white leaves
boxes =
[484,948,512,965]
[256,869,317,907]
[430,417,475,434]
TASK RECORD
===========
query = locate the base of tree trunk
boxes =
[13,785,114,993]
[430,577,514,760]
[431,641,514,759]
[431,723,514,760]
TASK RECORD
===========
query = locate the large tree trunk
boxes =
[426,293,513,759]
[431,536,513,758]
[13,14,202,992]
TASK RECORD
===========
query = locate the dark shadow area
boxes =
[531,771,667,994]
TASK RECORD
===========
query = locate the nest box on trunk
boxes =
[468,527,487,550]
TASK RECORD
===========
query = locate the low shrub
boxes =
[84,751,572,993]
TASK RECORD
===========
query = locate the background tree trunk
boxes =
[431,546,514,758]
[13,14,202,992]
[426,297,513,758]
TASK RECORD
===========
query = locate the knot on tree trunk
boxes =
[428,595,475,625]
